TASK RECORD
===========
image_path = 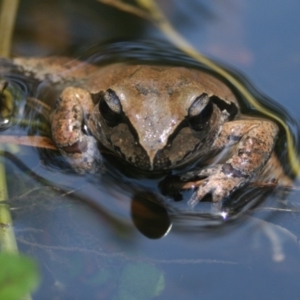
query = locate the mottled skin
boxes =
[7,57,292,203]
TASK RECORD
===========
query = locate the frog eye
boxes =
[98,89,122,126]
[188,93,213,131]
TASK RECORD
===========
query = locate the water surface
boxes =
[2,1,300,299]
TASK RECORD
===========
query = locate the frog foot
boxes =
[181,164,248,207]
[51,87,102,174]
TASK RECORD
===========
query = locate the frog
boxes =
[2,57,292,205]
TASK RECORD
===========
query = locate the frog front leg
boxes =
[182,119,278,206]
[51,87,102,173]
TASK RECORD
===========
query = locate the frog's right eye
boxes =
[98,89,122,126]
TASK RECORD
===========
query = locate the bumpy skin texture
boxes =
[182,120,279,204]
[4,57,292,203]
[51,87,101,173]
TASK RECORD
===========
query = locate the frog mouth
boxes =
[126,148,179,171]
[152,150,172,170]
[113,145,172,171]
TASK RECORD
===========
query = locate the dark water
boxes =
[1,1,300,299]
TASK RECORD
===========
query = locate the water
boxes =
[1,1,300,299]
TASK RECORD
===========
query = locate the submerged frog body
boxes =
[4,57,292,204]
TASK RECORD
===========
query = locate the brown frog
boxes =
[8,57,292,205]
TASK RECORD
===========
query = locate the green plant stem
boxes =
[0,1,34,298]
[0,0,19,58]
[0,151,33,300]
[0,150,18,252]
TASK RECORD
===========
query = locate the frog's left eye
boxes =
[98,89,122,126]
[188,93,213,131]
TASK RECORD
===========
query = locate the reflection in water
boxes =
[131,192,172,239]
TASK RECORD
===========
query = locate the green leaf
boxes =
[0,253,40,300]
[118,262,164,300]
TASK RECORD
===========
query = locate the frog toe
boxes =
[187,172,245,207]
[181,164,222,181]
[188,181,226,207]
[187,182,214,207]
